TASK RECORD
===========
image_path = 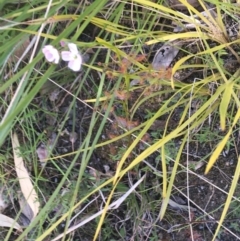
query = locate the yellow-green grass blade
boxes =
[24,15,133,36]
[131,0,210,26]
[112,88,190,185]
[96,37,147,70]
[159,100,219,219]
[205,108,240,174]
[219,81,234,131]
[93,177,121,241]
[23,96,221,241]
[4,1,64,19]
[114,83,226,184]
[201,38,229,83]
[212,155,240,241]
[34,169,123,241]
[231,90,240,108]
[34,95,222,241]
[159,134,187,219]
[161,146,167,198]
[146,32,210,45]
[116,98,221,188]
[171,40,239,84]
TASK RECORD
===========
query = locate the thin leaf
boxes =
[114,84,224,184]
[205,108,240,174]
[161,146,167,198]
[212,155,240,240]
[159,134,187,220]
[219,81,233,130]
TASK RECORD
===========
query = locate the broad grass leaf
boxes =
[0,214,22,231]
[11,132,40,221]
[219,81,233,131]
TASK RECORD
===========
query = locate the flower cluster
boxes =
[42,42,82,72]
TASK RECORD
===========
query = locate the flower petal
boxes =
[61,51,74,61]
[76,54,82,66]
[52,49,60,64]
[68,43,78,54]
[68,60,80,71]
[68,55,82,71]
[45,52,54,62]
[42,45,60,64]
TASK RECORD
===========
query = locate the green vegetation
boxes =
[0,0,240,240]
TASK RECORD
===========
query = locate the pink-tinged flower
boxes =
[42,45,60,64]
[61,43,82,71]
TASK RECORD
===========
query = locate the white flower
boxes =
[61,43,82,71]
[42,45,60,64]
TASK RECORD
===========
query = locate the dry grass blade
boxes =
[0,214,22,231]
[11,132,40,221]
